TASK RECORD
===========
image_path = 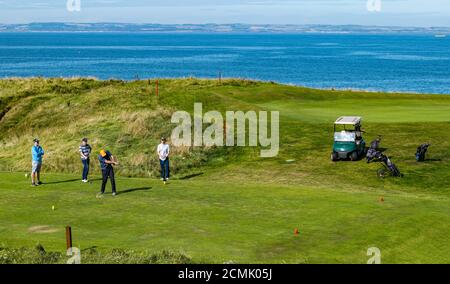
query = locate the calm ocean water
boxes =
[0,32,449,94]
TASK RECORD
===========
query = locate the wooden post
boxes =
[65,226,72,250]
[148,79,151,95]
[218,72,222,83]
[155,80,159,97]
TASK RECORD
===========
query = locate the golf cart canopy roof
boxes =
[334,116,362,125]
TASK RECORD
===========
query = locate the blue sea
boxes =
[0,32,449,94]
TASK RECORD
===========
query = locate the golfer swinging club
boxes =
[157,137,170,183]
[97,149,118,197]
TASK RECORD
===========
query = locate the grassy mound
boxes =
[0,78,253,177]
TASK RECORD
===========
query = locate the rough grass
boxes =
[0,78,449,263]
[0,244,191,264]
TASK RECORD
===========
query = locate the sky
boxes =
[0,0,449,27]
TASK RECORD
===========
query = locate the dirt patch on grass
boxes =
[28,225,60,234]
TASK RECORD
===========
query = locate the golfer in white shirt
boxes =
[157,137,170,182]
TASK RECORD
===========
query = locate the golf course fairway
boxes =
[0,78,449,263]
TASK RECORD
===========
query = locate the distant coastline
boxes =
[1,23,450,34]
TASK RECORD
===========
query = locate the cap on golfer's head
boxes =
[100,149,107,157]
[33,138,39,143]
[161,137,166,141]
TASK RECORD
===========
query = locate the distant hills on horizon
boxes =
[0,23,449,34]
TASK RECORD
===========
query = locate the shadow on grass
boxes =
[43,178,102,185]
[81,246,98,252]
[180,173,204,180]
[118,187,151,195]
[421,158,442,162]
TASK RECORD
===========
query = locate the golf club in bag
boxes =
[415,144,431,162]
[375,152,402,178]
[366,138,402,177]
[366,136,382,163]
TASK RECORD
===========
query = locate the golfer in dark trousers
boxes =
[79,138,92,182]
[157,137,170,183]
[97,149,118,197]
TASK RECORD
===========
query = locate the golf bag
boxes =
[415,144,430,162]
[375,152,402,178]
[366,137,382,163]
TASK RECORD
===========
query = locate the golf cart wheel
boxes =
[350,151,359,161]
[331,152,339,162]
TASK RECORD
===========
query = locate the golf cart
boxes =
[331,116,366,161]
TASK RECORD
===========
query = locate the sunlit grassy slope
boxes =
[0,78,449,263]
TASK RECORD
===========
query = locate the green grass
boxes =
[0,172,448,264]
[0,78,449,263]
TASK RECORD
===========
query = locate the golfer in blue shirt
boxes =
[31,138,44,186]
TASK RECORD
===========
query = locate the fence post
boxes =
[65,226,72,250]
